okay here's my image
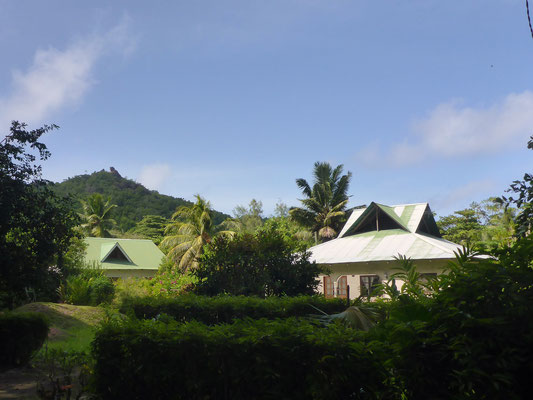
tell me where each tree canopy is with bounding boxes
[0,122,79,307]
[290,161,352,242]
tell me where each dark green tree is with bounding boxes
[193,229,324,297]
[437,207,484,245]
[128,215,169,244]
[0,121,79,307]
[290,161,352,242]
[502,135,533,237]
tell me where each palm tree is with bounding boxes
[80,193,117,237]
[290,161,352,242]
[160,195,234,272]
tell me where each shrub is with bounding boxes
[119,294,348,324]
[193,230,325,297]
[63,268,115,306]
[92,317,388,400]
[90,276,115,305]
[0,312,49,368]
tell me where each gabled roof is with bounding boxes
[309,202,460,265]
[339,202,440,238]
[100,242,133,263]
[84,238,164,270]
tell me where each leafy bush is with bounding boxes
[113,271,196,305]
[62,267,115,306]
[92,317,388,400]
[193,229,325,297]
[119,294,348,324]
[370,238,533,399]
[0,312,49,368]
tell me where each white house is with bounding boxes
[308,202,463,299]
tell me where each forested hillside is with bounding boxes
[52,168,229,231]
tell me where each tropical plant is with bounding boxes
[0,121,79,307]
[80,193,117,237]
[290,161,352,242]
[160,195,234,272]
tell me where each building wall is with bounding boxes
[104,269,158,279]
[317,259,449,300]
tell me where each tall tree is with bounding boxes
[225,199,264,234]
[128,215,169,245]
[0,121,79,306]
[502,136,533,238]
[80,193,117,237]
[160,195,234,272]
[290,161,352,242]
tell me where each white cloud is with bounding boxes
[0,16,135,129]
[357,91,533,167]
[138,164,172,191]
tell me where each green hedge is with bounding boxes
[0,312,49,369]
[93,317,388,400]
[119,294,349,324]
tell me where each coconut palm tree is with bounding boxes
[160,195,234,272]
[80,193,117,237]
[290,161,352,242]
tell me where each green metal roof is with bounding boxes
[339,202,440,238]
[309,229,462,264]
[312,202,458,264]
[84,237,164,271]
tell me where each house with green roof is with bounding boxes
[83,237,164,278]
[308,202,463,299]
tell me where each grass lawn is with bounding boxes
[0,302,109,399]
[16,302,108,352]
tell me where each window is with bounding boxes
[360,275,380,297]
[336,276,348,299]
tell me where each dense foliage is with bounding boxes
[502,135,533,238]
[437,198,515,248]
[93,317,387,400]
[193,229,325,297]
[58,268,115,306]
[52,169,230,232]
[94,236,533,399]
[0,122,79,307]
[127,215,169,244]
[0,311,49,368]
[119,294,348,323]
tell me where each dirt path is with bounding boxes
[0,366,45,399]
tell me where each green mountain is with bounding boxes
[52,168,230,232]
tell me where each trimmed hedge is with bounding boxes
[0,312,49,368]
[93,317,389,400]
[119,294,349,324]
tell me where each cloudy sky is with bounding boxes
[1,0,532,217]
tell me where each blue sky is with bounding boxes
[1,0,532,218]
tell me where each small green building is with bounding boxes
[83,237,164,278]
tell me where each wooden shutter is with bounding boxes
[323,276,334,298]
